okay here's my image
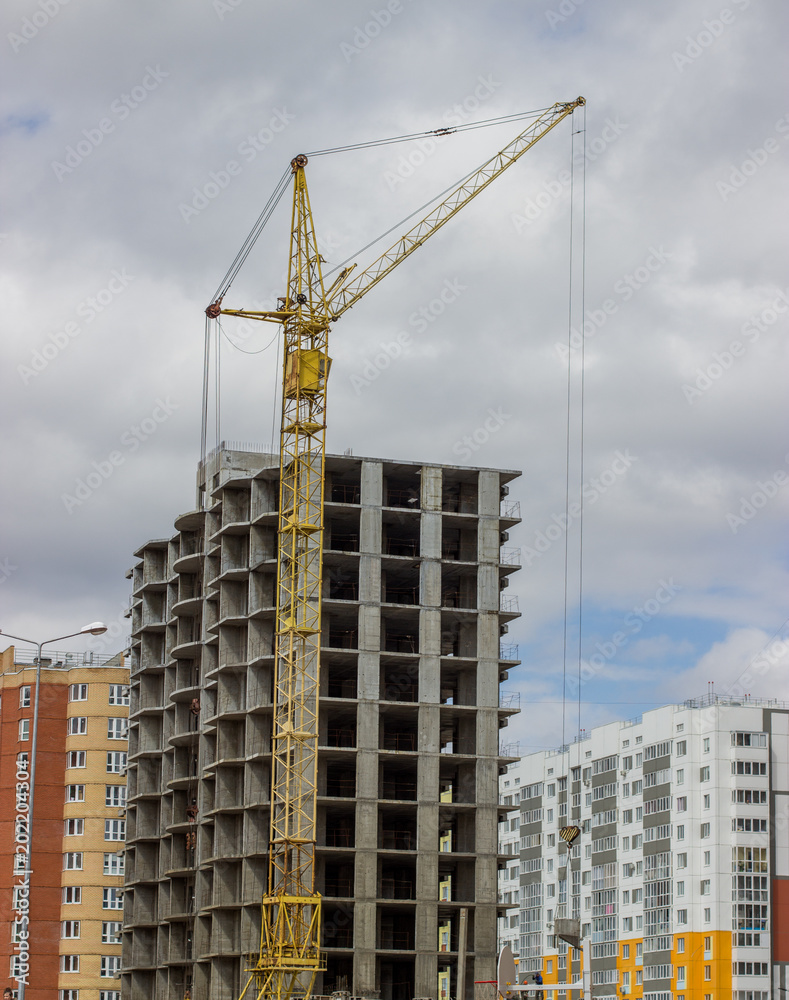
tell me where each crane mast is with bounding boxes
[211,97,585,1000]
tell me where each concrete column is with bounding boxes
[421,464,442,512]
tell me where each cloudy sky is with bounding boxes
[2,0,787,754]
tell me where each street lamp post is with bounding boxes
[0,623,107,1000]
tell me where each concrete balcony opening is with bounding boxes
[380,762,417,801]
[327,511,361,550]
[441,522,477,561]
[442,473,478,514]
[380,660,418,702]
[324,655,357,699]
[384,472,421,509]
[383,515,420,557]
[322,860,354,898]
[377,957,415,1000]
[379,861,416,900]
[328,470,361,504]
[441,566,477,609]
[379,809,417,851]
[327,563,359,601]
[324,762,356,798]
[383,565,420,606]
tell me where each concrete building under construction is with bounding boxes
[122,446,522,1000]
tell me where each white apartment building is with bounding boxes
[498,695,789,1000]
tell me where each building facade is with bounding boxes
[0,646,129,1000]
[122,447,522,1000]
[499,697,789,1000]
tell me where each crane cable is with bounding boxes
[561,105,587,749]
[303,106,553,158]
[210,165,292,305]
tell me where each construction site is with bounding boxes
[123,101,584,1000]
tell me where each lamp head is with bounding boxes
[81,622,108,636]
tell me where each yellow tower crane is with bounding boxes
[206,96,585,1000]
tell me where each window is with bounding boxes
[69,684,88,702]
[676,768,684,784]
[635,807,642,821]
[100,956,122,978]
[622,916,633,931]
[677,938,685,953]
[704,936,712,956]
[102,921,122,944]
[61,920,81,939]
[677,967,686,985]
[677,909,687,924]
[104,853,125,876]
[108,684,129,705]
[676,740,687,756]
[676,796,687,812]
[19,685,31,708]
[700,766,710,781]
[61,955,80,972]
[622,809,633,824]
[703,794,711,809]
[623,836,630,851]
[64,818,84,836]
[64,852,83,870]
[106,752,127,773]
[103,887,123,909]
[701,822,711,838]
[676,881,685,896]
[107,717,128,740]
[705,966,711,981]
[703,737,711,752]
[704,851,711,867]
[632,888,643,903]
[623,944,630,959]
[67,750,86,769]
[704,907,711,922]
[622,890,630,904]
[632,779,642,794]
[105,785,126,808]
[677,853,687,869]
[104,819,126,841]
[68,716,87,735]
[546,808,554,822]
[677,824,685,840]
[62,886,82,904]
[18,719,30,741]
[66,784,85,802]
[635,751,643,766]
[732,732,767,748]
[100,993,122,1000]
[60,990,80,1000]
[633,834,642,849]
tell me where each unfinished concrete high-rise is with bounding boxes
[122,447,522,1000]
